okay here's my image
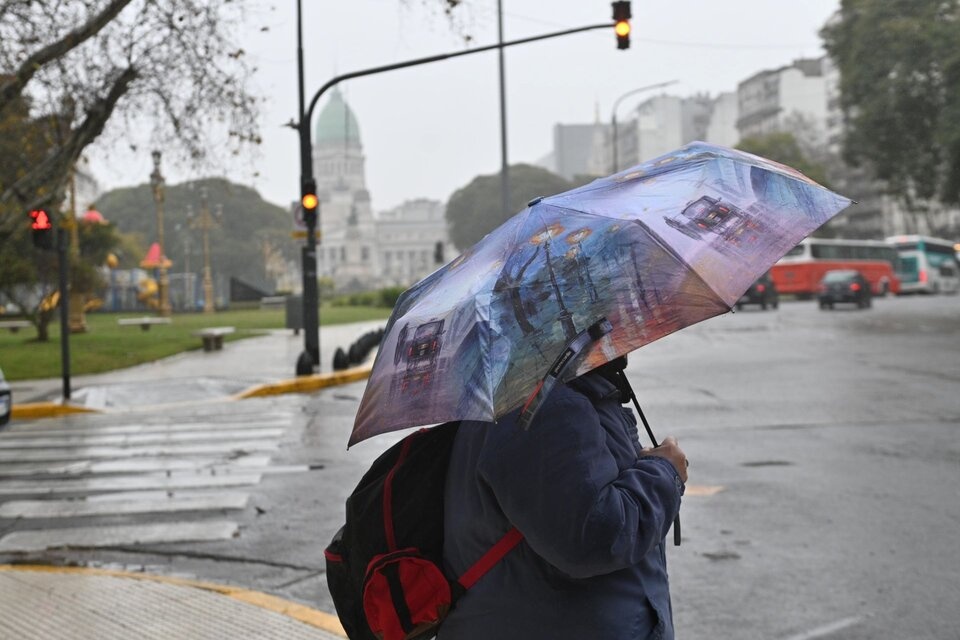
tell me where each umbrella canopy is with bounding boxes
[351,142,852,446]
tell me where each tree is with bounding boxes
[821,0,960,207]
[95,177,298,294]
[736,132,830,188]
[446,164,574,250]
[0,0,260,217]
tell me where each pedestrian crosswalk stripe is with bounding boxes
[0,440,280,463]
[0,428,285,449]
[0,454,274,477]
[0,521,240,553]
[0,472,263,496]
[0,421,291,439]
[0,492,249,518]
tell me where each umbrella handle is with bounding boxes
[616,370,682,547]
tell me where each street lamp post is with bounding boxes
[610,80,678,173]
[188,187,222,314]
[149,150,172,317]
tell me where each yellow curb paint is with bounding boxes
[11,402,100,419]
[0,564,346,637]
[235,366,372,400]
[685,484,725,497]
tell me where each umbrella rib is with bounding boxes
[631,218,732,312]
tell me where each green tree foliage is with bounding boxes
[446,164,575,250]
[95,178,297,292]
[736,132,830,188]
[821,0,960,205]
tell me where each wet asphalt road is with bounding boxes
[1,294,958,639]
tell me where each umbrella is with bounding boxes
[351,142,852,446]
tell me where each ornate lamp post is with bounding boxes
[188,186,222,314]
[149,150,172,317]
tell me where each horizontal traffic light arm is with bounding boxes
[303,22,614,130]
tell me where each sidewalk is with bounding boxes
[0,566,346,639]
[9,320,386,412]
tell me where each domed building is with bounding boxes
[312,87,378,291]
[311,89,453,292]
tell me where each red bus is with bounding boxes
[771,238,901,298]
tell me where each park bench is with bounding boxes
[259,296,286,310]
[193,326,235,351]
[117,317,172,331]
[0,319,31,333]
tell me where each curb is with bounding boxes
[233,365,372,399]
[11,402,100,419]
[8,366,373,421]
[0,564,347,637]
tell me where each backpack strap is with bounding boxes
[456,526,524,590]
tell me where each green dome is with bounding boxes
[314,88,361,146]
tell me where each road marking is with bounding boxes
[0,428,285,448]
[0,454,274,477]
[780,616,863,640]
[2,420,292,437]
[0,521,240,553]
[0,492,249,518]
[0,471,263,495]
[686,484,725,496]
[0,440,279,463]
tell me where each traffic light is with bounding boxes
[612,1,631,50]
[29,209,54,250]
[301,178,318,226]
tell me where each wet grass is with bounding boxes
[0,306,391,381]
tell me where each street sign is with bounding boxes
[291,203,321,241]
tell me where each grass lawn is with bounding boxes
[0,306,391,381]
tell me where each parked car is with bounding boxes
[737,271,779,310]
[818,270,872,309]
[0,365,11,428]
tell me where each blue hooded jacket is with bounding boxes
[439,370,683,640]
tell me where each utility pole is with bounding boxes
[497,0,509,218]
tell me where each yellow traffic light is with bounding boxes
[612,1,631,50]
[302,193,319,211]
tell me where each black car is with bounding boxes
[0,365,11,428]
[737,272,779,310]
[818,269,872,309]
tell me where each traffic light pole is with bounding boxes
[57,228,71,400]
[295,16,614,376]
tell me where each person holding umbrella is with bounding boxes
[438,355,688,639]
[346,143,852,638]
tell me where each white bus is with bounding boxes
[885,235,960,294]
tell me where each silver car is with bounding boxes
[0,365,11,427]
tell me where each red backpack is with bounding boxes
[324,422,522,640]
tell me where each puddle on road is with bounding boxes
[740,460,793,467]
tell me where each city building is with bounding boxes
[310,89,452,292]
[736,57,828,140]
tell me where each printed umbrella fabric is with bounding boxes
[351,142,852,445]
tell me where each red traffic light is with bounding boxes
[30,209,53,230]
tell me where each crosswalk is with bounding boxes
[0,407,307,554]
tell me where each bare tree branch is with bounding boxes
[0,0,134,114]
[1,66,137,210]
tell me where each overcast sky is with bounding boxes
[87,0,840,214]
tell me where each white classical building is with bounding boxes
[310,89,452,291]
